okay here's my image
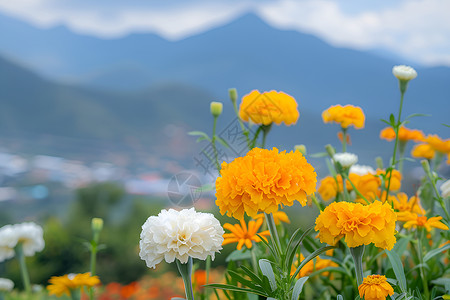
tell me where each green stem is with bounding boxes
[341,127,347,152]
[176,257,195,300]
[231,95,251,150]
[417,229,430,299]
[385,87,405,201]
[433,152,444,172]
[251,243,259,274]
[0,292,4,300]
[70,288,81,300]
[212,116,220,172]
[15,243,31,294]
[205,256,211,285]
[261,124,272,149]
[264,213,282,259]
[349,245,365,288]
[89,243,98,300]
[398,141,407,174]
[311,194,324,211]
[341,173,370,205]
[422,162,450,222]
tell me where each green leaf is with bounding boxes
[380,118,391,126]
[310,152,328,158]
[404,113,431,121]
[393,235,411,256]
[194,183,215,193]
[290,246,335,285]
[386,250,407,293]
[240,265,263,286]
[337,295,344,300]
[285,227,314,272]
[308,266,350,278]
[442,123,450,128]
[203,284,268,297]
[227,270,260,290]
[256,233,279,259]
[188,131,211,142]
[389,114,396,127]
[215,136,231,148]
[423,243,450,262]
[259,259,277,291]
[291,277,309,300]
[225,249,252,262]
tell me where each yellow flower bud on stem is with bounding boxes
[210,101,223,117]
[294,145,307,155]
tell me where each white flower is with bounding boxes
[349,164,375,176]
[392,65,417,81]
[0,222,45,262]
[139,208,224,269]
[333,152,358,168]
[0,278,14,292]
[440,179,450,198]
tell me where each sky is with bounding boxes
[0,0,449,66]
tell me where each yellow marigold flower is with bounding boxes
[355,173,380,201]
[358,275,394,300]
[393,193,425,218]
[411,143,435,160]
[315,201,397,250]
[215,147,317,219]
[255,211,290,225]
[379,126,424,142]
[318,175,357,201]
[239,90,299,126]
[402,214,449,232]
[222,218,270,250]
[322,104,365,129]
[47,273,100,297]
[291,253,338,278]
[424,134,450,153]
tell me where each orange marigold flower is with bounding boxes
[358,275,394,300]
[411,143,435,160]
[424,134,450,153]
[239,90,299,126]
[322,104,365,129]
[255,211,290,225]
[392,193,425,218]
[47,273,100,297]
[222,218,270,250]
[377,169,402,191]
[402,214,449,232]
[215,147,317,219]
[291,253,338,278]
[318,175,356,201]
[379,126,425,142]
[315,201,397,250]
[355,173,380,201]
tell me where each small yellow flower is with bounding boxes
[239,90,299,126]
[424,134,450,154]
[402,214,449,232]
[255,211,290,225]
[222,218,270,250]
[47,272,100,297]
[322,104,365,129]
[392,193,426,218]
[358,275,394,300]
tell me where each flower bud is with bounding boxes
[392,65,417,81]
[325,144,336,158]
[91,218,103,234]
[421,159,431,175]
[228,88,237,104]
[210,101,223,117]
[294,144,307,155]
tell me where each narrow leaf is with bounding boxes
[259,259,277,291]
[286,227,314,271]
[291,277,309,300]
[203,284,268,297]
[290,246,335,284]
[386,250,407,293]
[423,243,450,262]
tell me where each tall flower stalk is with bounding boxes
[14,243,31,294]
[176,258,195,300]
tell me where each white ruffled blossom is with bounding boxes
[333,152,358,168]
[0,278,14,292]
[139,208,224,269]
[350,164,375,176]
[440,179,450,198]
[0,222,45,262]
[392,65,417,81]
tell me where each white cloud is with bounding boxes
[257,0,450,66]
[0,0,449,66]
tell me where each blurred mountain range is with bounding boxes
[0,13,449,168]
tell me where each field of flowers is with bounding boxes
[1,65,449,300]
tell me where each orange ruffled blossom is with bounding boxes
[215,147,317,220]
[315,201,397,250]
[424,134,450,154]
[238,90,299,126]
[380,126,424,142]
[411,143,435,160]
[47,272,100,297]
[322,104,365,129]
[401,213,449,232]
[358,275,394,300]
[222,218,270,250]
[255,211,290,225]
[392,193,425,219]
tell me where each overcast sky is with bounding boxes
[0,0,449,66]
